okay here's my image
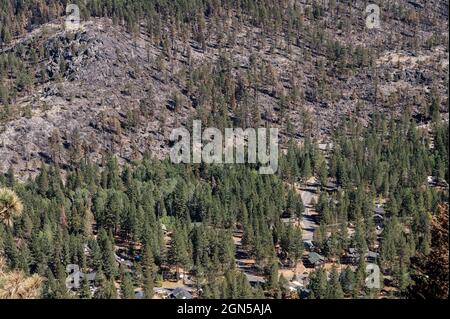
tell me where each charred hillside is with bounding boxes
[0,0,448,178]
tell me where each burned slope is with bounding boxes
[0,1,448,179]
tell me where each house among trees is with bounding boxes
[304,240,315,252]
[135,287,171,299]
[298,288,311,299]
[114,253,133,268]
[343,248,379,264]
[304,252,326,268]
[373,213,384,226]
[284,280,303,293]
[154,287,171,297]
[342,248,360,264]
[323,181,338,192]
[374,204,385,216]
[135,291,144,299]
[427,176,437,186]
[366,251,380,263]
[244,273,266,287]
[170,287,193,299]
[427,175,449,188]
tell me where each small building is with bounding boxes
[284,283,300,293]
[343,248,379,264]
[114,253,133,268]
[298,288,311,299]
[428,176,449,188]
[151,287,171,299]
[374,204,385,215]
[244,273,266,287]
[373,214,384,227]
[292,273,310,287]
[366,251,379,263]
[284,280,304,294]
[135,291,145,299]
[170,287,193,300]
[342,248,360,264]
[305,252,325,268]
[304,240,315,252]
[135,289,169,299]
[324,181,338,191]
[375,225,383,232]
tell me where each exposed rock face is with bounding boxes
[1,20,176,177]
[0,4,448,179]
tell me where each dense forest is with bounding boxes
[1,114,448,298]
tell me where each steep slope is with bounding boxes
[0,1,448,179]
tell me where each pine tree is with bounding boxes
[78,274,91,299]
[120,271,135,299]
[5,167,15,187]
[354,257,367,297]
[55,262,68,299]
[326,266,344,299]
[318,158,328,187]
[98,229,118,279]
[173,181,188,220]
[309,267,327,299]
[302,155,312,179]
[168,224,190,280]
[340,267,355,296]
[43,269,58,299]
[266,257,279,295]
[94,270,117,299]
[142,244,155,299]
